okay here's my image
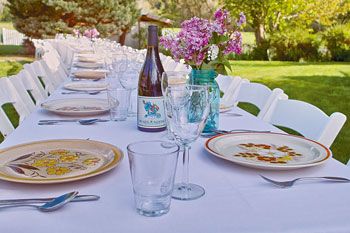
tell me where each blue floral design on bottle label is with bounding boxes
[137,96,166,128]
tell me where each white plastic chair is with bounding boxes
[7,75,36,112]
[225,81,288,119]
[0,78,31,123]
[21,67,48,100]
[263,99,346,148]
[10,70,47,105]
[25,61,56,94]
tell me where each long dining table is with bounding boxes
[1,60,350,233]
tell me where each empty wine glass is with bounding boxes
[161,71,189,139]
[119,60,140,117]
[164,85,210,200]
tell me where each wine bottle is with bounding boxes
[137,25,166,132]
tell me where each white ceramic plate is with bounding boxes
[205,132,331,170]
[0,139,123,184]
[73,70,106,80]
[41,98,110,116]
[64,82,108,91]
[75,62,104,69]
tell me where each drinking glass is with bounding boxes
[161,71,189,139]
[107,87,130,121]
[127,141,180,217]
[164,85,210,200]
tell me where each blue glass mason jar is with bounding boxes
[190,69,220,135]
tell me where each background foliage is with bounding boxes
[6,0,139,39]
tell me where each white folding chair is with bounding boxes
[0,78,31,123]
[7,75,36,112]
[21,67,48,100]
[226,81,287,119]
[25,61,56,94]
[10,70,47,105]
[263,99,346,148]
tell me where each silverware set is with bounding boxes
[38,118,109,125]
[0,192,100,212]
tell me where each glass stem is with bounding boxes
[181,144,190,189]
[128,89,132,113]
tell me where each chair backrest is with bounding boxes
[263,99,346,148]
[7,75,36,112]
[216,74,235,94]
[25,61,56,94]
[21,67,48,100]
[233,82,287,118]
[42,54,68,81]
[11,70,47,105]
[220,77,248,107]
[0,78,31,122]
[38,59,63,89]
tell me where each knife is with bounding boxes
[0,194,100,205]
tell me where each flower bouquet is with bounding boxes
[160,8,245,73]
[160,9,245,134]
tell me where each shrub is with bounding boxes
[322,24,350,62]
[268,29,322,61]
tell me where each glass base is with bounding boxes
[201,130,217,137]
[172,183,205,201]
[137,207,169,217]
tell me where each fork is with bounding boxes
[260,175,350,188]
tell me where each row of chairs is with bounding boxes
[217,74,346,148]
[0,39,73,138]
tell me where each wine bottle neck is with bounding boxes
[148,26,159,47]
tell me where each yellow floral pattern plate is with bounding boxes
[205,132,331,170]
[0,139,123,184]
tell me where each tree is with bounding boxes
[221,0,349,46]
[7,0,139,42]
[148,0,218,26]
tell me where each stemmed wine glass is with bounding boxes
[161,71,189,139]
[164,84,210,200]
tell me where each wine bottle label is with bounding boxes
[137,96,166,129]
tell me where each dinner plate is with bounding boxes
[0,139,123,184]
[205,132,331,170]
[73,70,106,80]
[41,98,110,116]
[64,82,108,91]
[75,62,104,69]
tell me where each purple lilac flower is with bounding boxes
[237,12,246,27]
[224,31,242,55]
[83,28,100,39]
[213,8,230,35]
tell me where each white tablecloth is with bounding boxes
[1,72,350,233]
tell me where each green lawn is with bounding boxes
[229,61,350,164]
[0,22,14,30]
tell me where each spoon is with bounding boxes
[0,191,78,212]
[212,129,272,134]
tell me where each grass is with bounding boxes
[0,45,25,55]
[0,22,14,30]
[229,61,350,164]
